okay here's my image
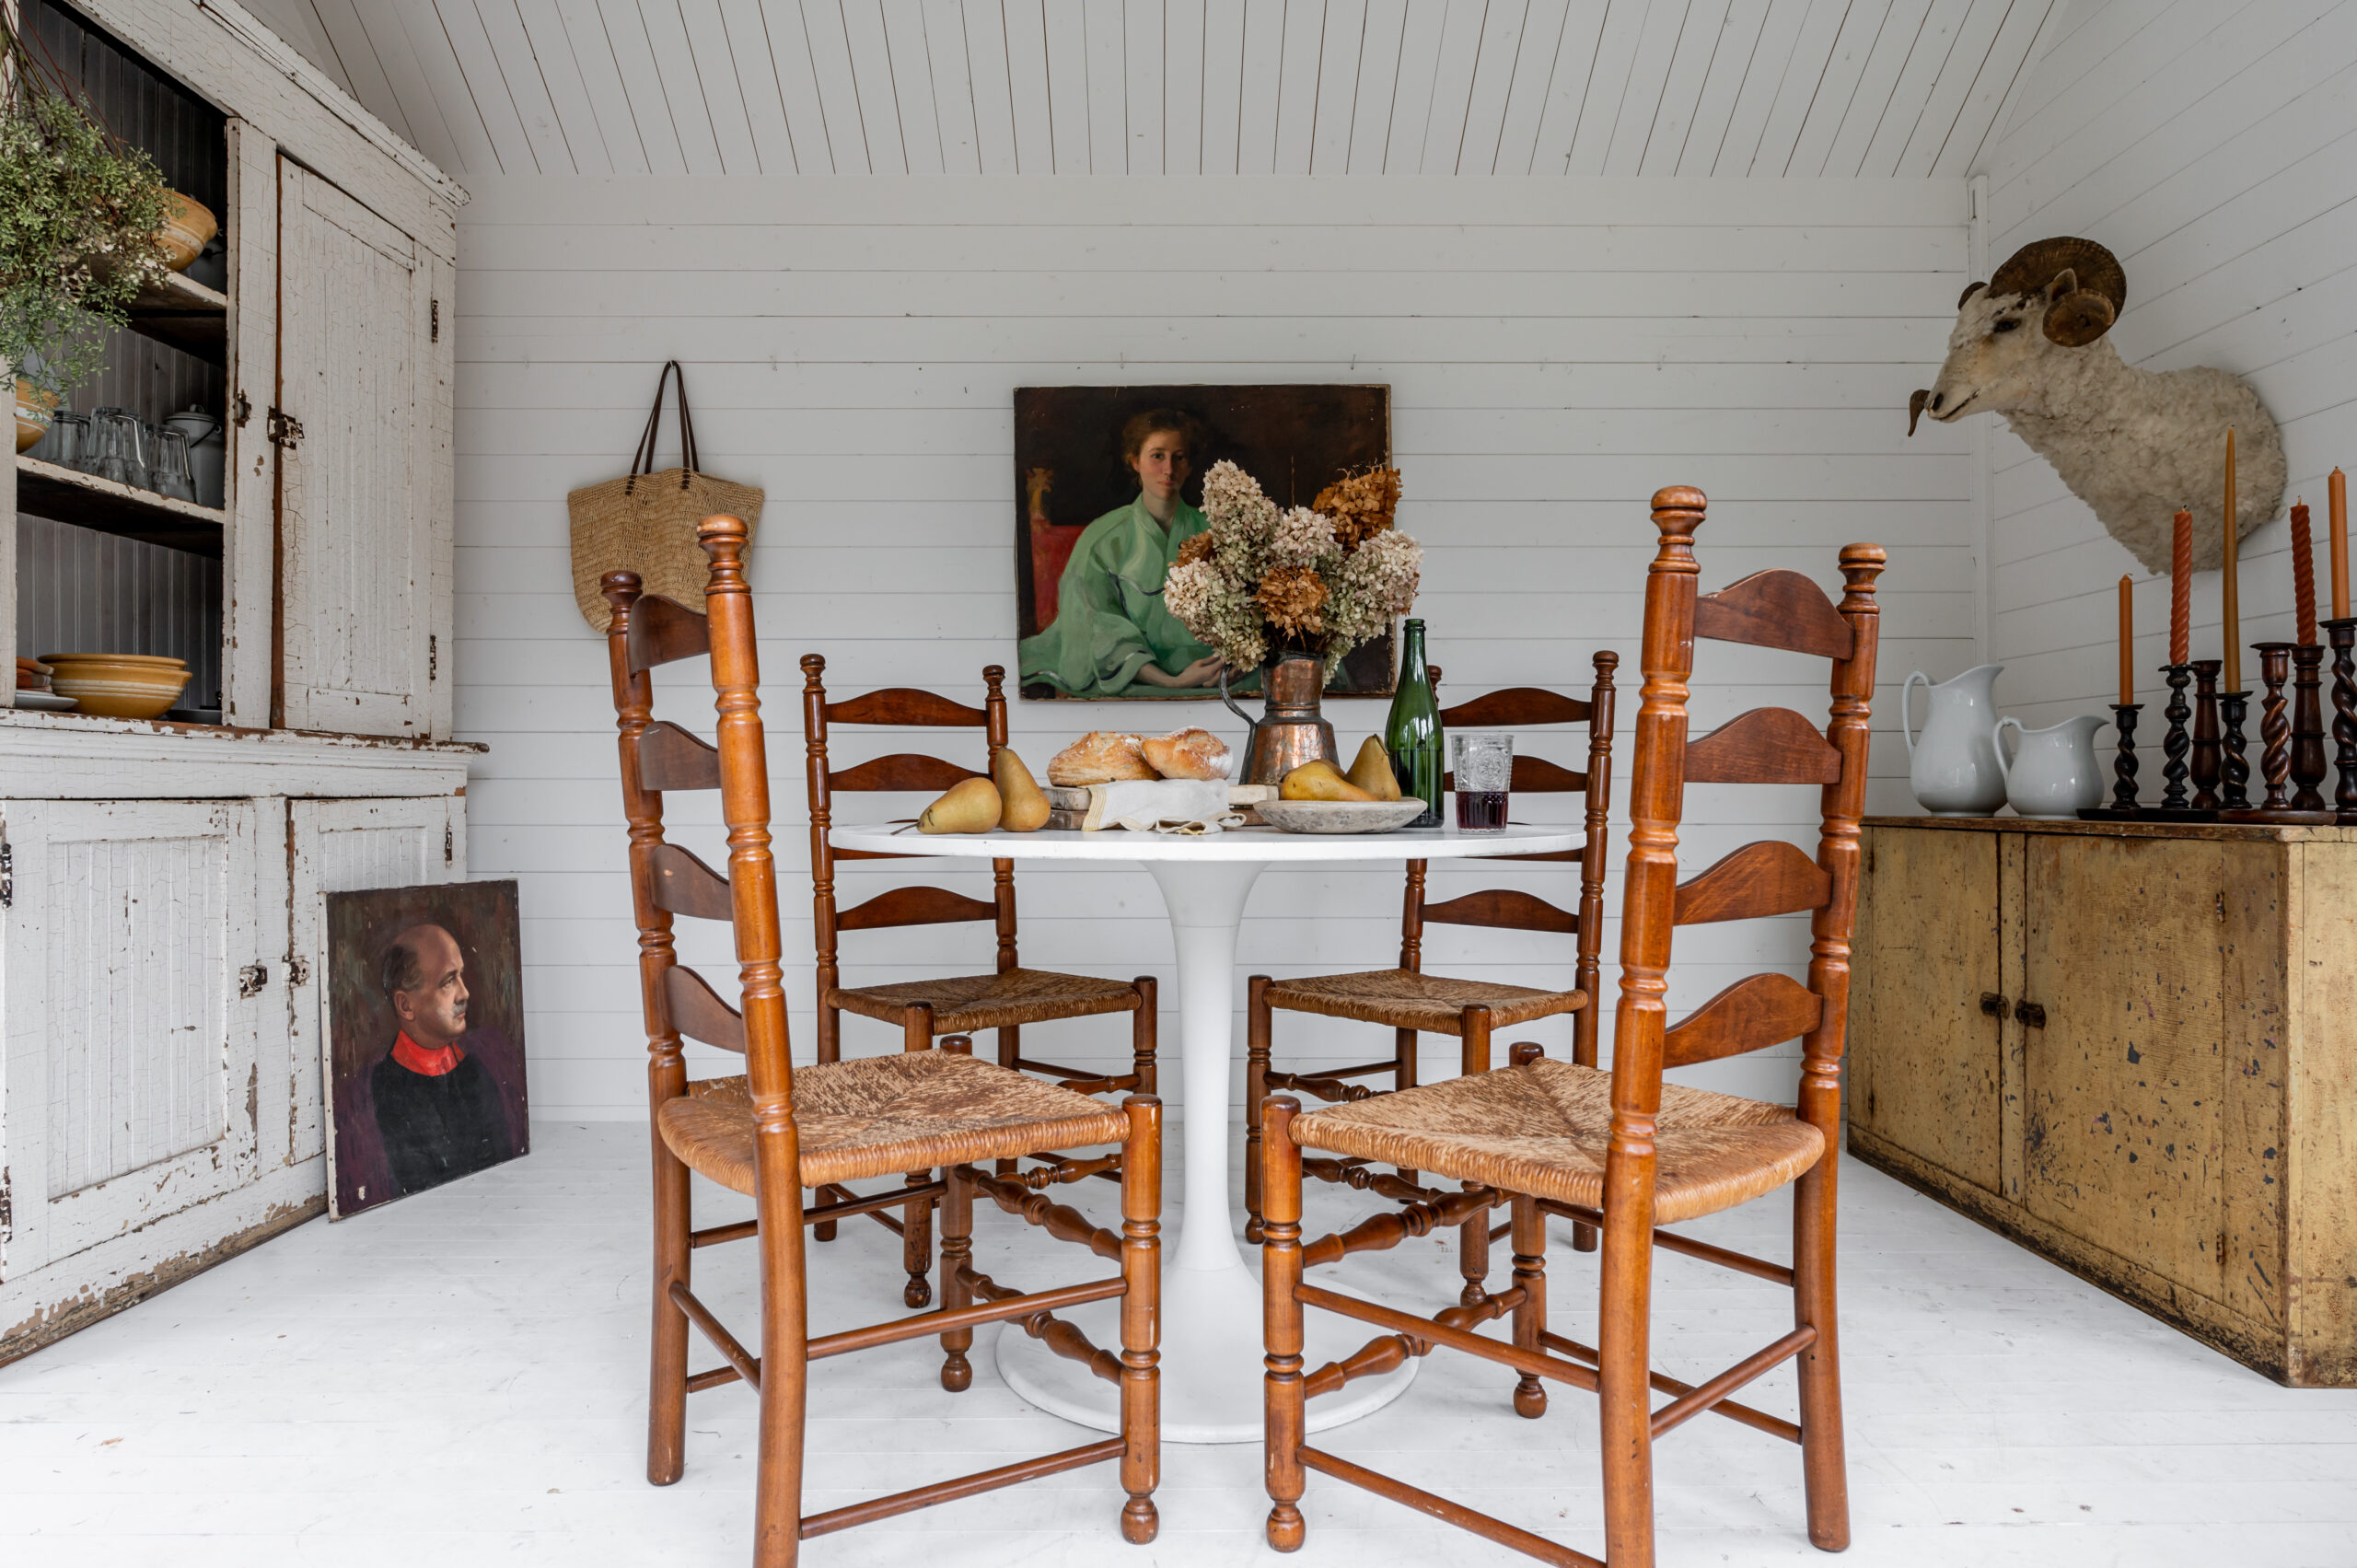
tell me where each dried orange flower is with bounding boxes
[1312,465,1402,550]
[1255,564,1329,636]
[1175,530,1216,568]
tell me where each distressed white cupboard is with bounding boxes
[1,0,471,1363]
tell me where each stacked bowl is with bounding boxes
[41,654,190,719]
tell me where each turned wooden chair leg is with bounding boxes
[1130,976,1158,1096]
[1794,1154,1851,1551]
[1394,1026,1419,1188]
[939,1164,975,1392]
[752,1124,810,1568]
[995,1021,1020,1177]
[1245,975,1273,1242]
[899,1005,937,1308]
[1261,1096,1307,1553]
[1119,1095,1164,1544]
[647,1081,693,1485]
[1457,1005,1494,1307]
[813,1005,840,1243]
[1598,1180,1659,1568]
[1510,1190,1548,1419]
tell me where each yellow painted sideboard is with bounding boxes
[1849,816,2357,1387]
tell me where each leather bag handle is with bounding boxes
[625,360,699,493]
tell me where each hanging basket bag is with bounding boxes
[568,361,764,633]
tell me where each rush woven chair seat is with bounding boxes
[1247,656,1619,1304]
[828,969,1142,1033]
[1262,487,1884,1568]
[604,519,1161,1566]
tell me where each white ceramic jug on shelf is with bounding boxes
[1992,714,2110,819]
[1902,665,2007,815]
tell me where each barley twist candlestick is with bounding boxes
[2158,663,2193,812]
[2291,644,2328,812]
[2255,643,2293,812]
[2327,617,2357,822]
[2100,703,2142,817]
[2190,659,2222,812]
[2220,691,2252,810]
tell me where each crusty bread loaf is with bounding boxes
[1046,731,1155,785]
[1142,726,1232,781]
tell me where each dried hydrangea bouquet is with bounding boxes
[1162,459,1420,782]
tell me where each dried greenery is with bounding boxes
[0,23,172,395]
[1162,459,1419,676]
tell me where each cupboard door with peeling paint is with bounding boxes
[281,799,466,1166]
[0,801,275,1280]
[276,157,435,738]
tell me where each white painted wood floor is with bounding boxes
[7,1122,2356,1568]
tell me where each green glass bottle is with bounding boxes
[1385,619,1445,827]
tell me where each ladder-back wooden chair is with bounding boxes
[604,518,1162,1565]
[1260,487,1882,1566]
[802,655,1156,1306]
[1244,655,1618,1305]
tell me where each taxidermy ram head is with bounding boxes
[1909,237,2284,575]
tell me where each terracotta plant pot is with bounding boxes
[16,377,58,453]
[41,653,191,719]
[157,192,218,274]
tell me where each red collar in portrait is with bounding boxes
[391,1030,467,1077]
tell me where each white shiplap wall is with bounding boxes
[1979,0,2357,720]
[454,174,1973,1119]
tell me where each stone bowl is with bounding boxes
[41,653,190,720]
[1257,800,1430,834]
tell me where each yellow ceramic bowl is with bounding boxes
[41,654,191,720]
[158,192,219,273]
[16,377,56,453]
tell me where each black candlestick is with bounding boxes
[2103,703,2142,816]
[2158,663,2193,812]
[2291,644,2328,811]
[2255,643,2293,811]
[2220,691,2252,810]
[2190,660,2222,810]
[2326,617,2357,822]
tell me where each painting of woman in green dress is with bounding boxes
[1018,409,1224,698]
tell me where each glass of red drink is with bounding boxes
[1453,733,1513,830]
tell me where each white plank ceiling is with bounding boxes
[253,0,2067,179]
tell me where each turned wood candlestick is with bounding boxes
[2190,659,2222,811]
[2255,643,2293,812]
[2290,643,2328,812]
[2157,663,2193,812]
[2099,703,2142,817]
[2327,617,2357,822]
[2220,691,2252,810]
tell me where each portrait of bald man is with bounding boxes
[370,923,515,1198]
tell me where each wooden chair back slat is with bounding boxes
[831,753,987,795]
[839,884,1001,933]
[1422,888,1577,935]
[827,687,991,728]
[1673,841,1831,927]
[666,964,748,1053]
[651,842,736,922]
[1692,569,1854,662]
[626,592,714,675]
[1439,687,1593,730]
[1441,755,1588,796]
[1659,972,1825,1069]
[639,721,722,792]
[1683,707,1841,784]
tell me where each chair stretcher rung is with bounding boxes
[1538,1200,1794,1285]
[800,1438,1126,1539]
[669,1282,760,1393]
[1297,1446,1602,1568]
[1295,1283,1596,1392]
[807,1276,1126,1361]
[1539,1330,1800,1444]
[1648,1326,1816,1439]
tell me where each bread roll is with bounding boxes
[1047,731,1155,785]
[1142,727,1232,781]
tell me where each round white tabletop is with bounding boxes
[829,820,1580,1443]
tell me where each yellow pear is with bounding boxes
[1345,736,1402,800]
[993,746,1051,831]
[1280,758,1378,802]
[917,776,1003,834]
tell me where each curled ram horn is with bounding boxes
[1909,389,1933,437]
[1991,236,2125,344]
[1956,280,1988,309]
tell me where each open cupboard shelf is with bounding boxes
[15,454,226,556]
[127,270,229,363]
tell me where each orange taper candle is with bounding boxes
[2170,508,2192,664]
[2223,427,2241,691]
[2119,575,2134,704]
[2293,498,2316,645]
[2333,467,2349,620]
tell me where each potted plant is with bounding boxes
[0,19,174,407]
[1161,459,1422,784]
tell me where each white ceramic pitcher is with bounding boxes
[1992,713,2110,819]
[1902,665,2007,815]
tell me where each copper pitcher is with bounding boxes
[1222,651,1337,786]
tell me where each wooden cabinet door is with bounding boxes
[1851,827,2005,1192]
[276,157,435,738]
[2020,833,2226,1299]
[280,798,465,1167]
[0,800,279,1280]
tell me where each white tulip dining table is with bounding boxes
[827,819,1583,1444]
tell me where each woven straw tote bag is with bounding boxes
[568,361,764,633]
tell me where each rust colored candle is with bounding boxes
[2119,575,2134,703]
[2333,468,2348,619]
[2170,507,2192,664]
[2293,498,2316,645]
[2223,428,2241,692]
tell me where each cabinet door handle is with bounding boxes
[2014,1000,2047,1028]
[1980,992,2007,1017]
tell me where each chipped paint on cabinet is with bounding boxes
[1851,816,2357,1387]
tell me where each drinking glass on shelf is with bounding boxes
[46,411,89,470]
[90,407,147,489]
[1453,733,1514,831]
[150,427,197,502]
